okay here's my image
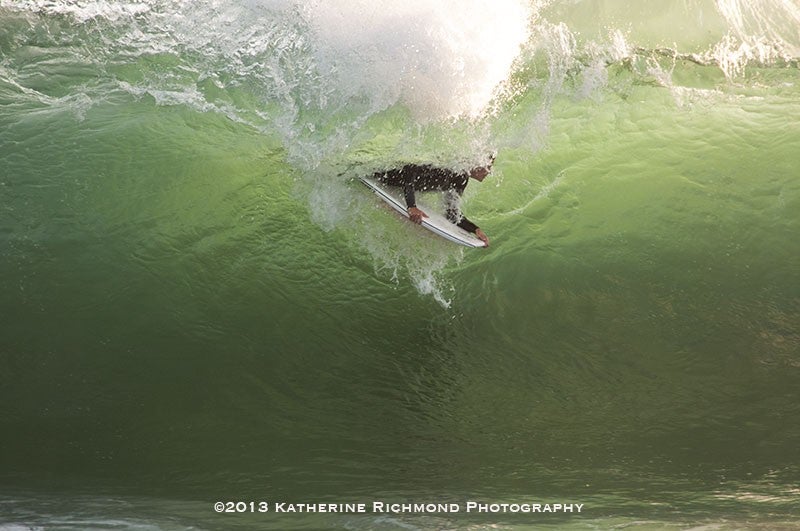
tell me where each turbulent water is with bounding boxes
[1,0,799,529]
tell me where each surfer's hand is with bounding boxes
[475,228,490,247]
[408,207,428,224]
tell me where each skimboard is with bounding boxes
[359,177,487,248]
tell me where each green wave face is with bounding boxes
[1,0,799,528]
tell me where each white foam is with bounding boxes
[706,0,800,79]
[305,0,532,121]
[716,0,800,56]
[4,0,153,22]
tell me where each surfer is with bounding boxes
[372,160,492,246]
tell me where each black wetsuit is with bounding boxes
[373,164,479,233]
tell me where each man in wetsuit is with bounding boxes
[373,162,492,246]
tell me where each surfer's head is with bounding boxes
[469,166,490,181]
[469,154,495,182]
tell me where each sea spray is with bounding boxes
[305,0,531,120]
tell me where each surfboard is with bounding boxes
[359,177,487,248]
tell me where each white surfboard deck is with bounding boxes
[359,177,487,248]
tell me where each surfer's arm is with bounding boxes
[453,213,489,246]
[444,189,477,232]
[403,179,429,224]
[445,190,488,245]
[456,216,479,233]
[403,183,417,209]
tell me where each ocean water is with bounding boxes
[1,0,799,529]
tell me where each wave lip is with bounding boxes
[306,0,532,121]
